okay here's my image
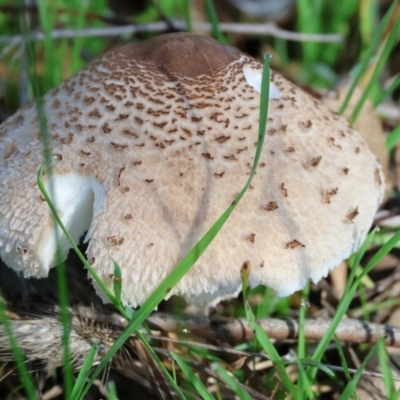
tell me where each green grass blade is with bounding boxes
[377,339,395,399]
[294,358,314,400]
[182,0,192,32]
[112,261,123,305]
[107,381,118,400]
[18,2,74,394]
[137,331,186,399]
[386,125,400,152]
[241,262,296,395]
[374,75,400,106]
[298,284,310,360]
[68,0,86,75]
[344,227,378,297]
[310,227,400,381]
[297,0,322,66]
[204,0,226,43]
[36,0,56,90]
[349,14,400,124]
[334,334,353,384]
[0,293,37,399]
[71,343,99,400]
[296,359,335,378]
[339,0,398,115]
[339,341,381,400]
[212,363,252,400]
[170,352,213,399]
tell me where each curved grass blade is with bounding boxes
[386,125,400,152]
[78,53,272,400]
[338,340,380,400]
[240,261,296,396]
[170,352,214,399]
[339,0,398,115]
[0,293,36,399]
[212,363,252,400]
[349,14,400,124]
[70,343,98,400]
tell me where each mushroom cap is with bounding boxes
[0,33,384,306]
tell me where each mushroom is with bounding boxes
[0,33,384,307]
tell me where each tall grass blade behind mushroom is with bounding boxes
[338,0,398,115]
[182,0,192,32]
[204,0,226,43]
[0,293,36,399]
[64,0,87,76]
[349,12,400,124]
[296,0,357,86]
[374,75,400,107]
[36,0,58,91]
[387,125,400,152]
[12,2,75,397]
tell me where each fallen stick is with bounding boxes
[1,305,400,373]
[146,312,400,347]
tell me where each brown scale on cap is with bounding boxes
[0,33,385,307]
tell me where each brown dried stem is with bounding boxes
[0,21,343,44]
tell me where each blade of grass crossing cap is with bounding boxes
[79,52,273,400]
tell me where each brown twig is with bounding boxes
[0,20,343,44]
[146,312,400,347]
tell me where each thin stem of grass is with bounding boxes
[182,0,192,32]
[377,339,395,398]
[374,75,400,106]
[339,0,398,115]
[204,0,226,43]
[36,0,56,90]
[310,226,400,380]
[298,283,310,360]
[349,14,400,124]
[68,0,86,75]
[387,125,400,151]
[0,292,37,399]
[18,1,74,395]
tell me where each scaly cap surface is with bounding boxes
[0,33,384,306]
